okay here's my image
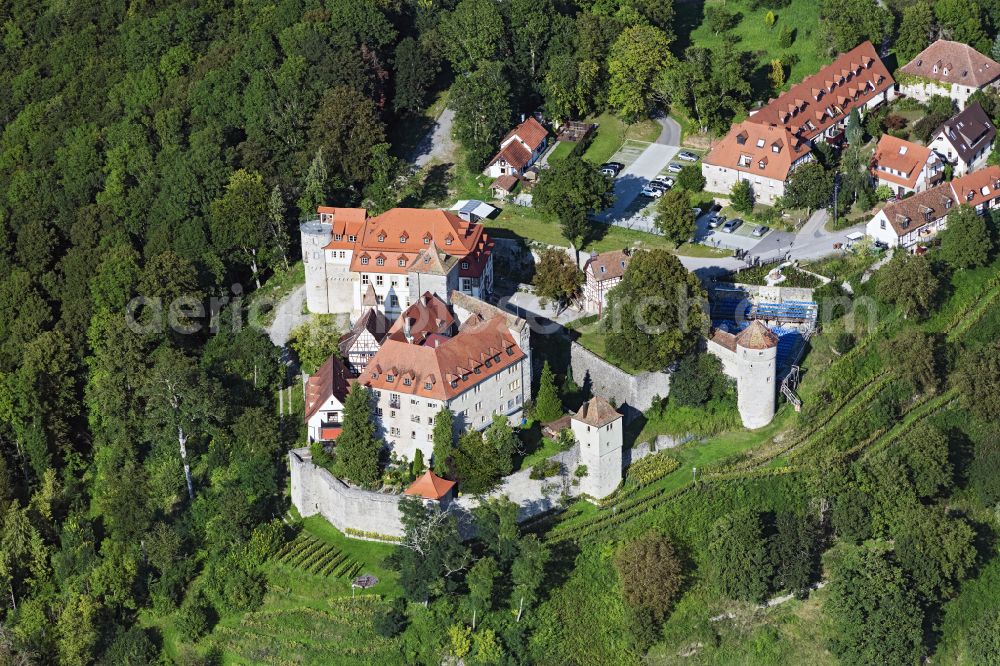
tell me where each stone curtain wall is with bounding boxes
[569,342,671,419]
[290,448,406,539]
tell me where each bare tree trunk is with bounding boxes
[177,425,194,499]
[472,607,477,630]
[516,595,524,622]
[9,582,16,611]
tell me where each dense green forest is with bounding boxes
[4,0,1000,664]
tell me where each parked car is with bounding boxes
[666,162,683,173]
[602,161,624,171]
[648,181,668,192]
[721,218,743,233]
[600,166,618,177]
[600,162,624,176]
[692,207,702,218]
[708,214,724,229]
[640,185,663,198]
[654,176,675,188]
[751,225,769,237]
[677,151,699,162]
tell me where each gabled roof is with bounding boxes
[933,102,996,164]
[949,164,1000,208]
[502,116,548,152]
[387,292,455,344]
[404,470,456,500]
[747,41,894,140]
[900,40,1000,88]
[584,249,631,282]
[871,135,937,189]
[449,290,527,334]
[304,355,352,422]
[491,174,520,192]
[736,320,779,350]
[409,241,459,275]
[339,308,389,359]
[490,140,533,171]
[704,121,809,182]
[362,315,525,401]
[877,181,956,236]
[573,396,621,428]
[319,207,367,249]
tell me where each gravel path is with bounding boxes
[411,108,456,167]
[268,285,307,347]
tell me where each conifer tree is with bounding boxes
[431,407,455,476]
[533,361,563,422]
[298,148,328,216]
[333,385,382,487]
[411,448,425,477]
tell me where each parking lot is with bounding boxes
[697,214,774,252]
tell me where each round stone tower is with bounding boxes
[300,220,332,314]
[734,320,779,429]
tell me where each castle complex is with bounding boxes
[302,206,494,319]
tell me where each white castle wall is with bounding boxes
[290,448,406,538]
[568,342,672,419]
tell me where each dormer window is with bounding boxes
[967,191,975,201]
[334,234,343,241]
[403,378,411,386]
[378,234,385,242]
[474,367,481,374]
[348,235,357,242]
[445,238,453,246]
[450,380,458,388]
[621,261,626,267]
[758,159,766,169]
[736,132,748,145]
[376,257,385,266]
[462,373,469,381]
[982,186,991,196]
[772,144,780,153]
[386,374,394,382]
[945,198,953,209]
[361,256,370,265]
[424,382,432,390]
[756,138,765,148]
[600,266,606,273]
[424,237,430,244]
[506,346,513,355]
[398,258,406,267]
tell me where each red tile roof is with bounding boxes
[900,40,1000,88]
[493,140,533,171]
[305,355,352,422]
[736,320,779,350]
[491,174,520,192]
[950,164,1000,208]
[584,249,631,282]
[344,208,492,276]
[362,315,525,401]
[871,135,936,190]
[747,42,894,141]
[404,470,456,500]
[320,207,367,250]
[503,117,548,152]
[573,396,621,428]
[704,121,810,182]
[386,292,455,344]
[877,181,956,236]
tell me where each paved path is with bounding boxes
[268,285,307,347]
[655,114,681,145]
[410,108,455,167]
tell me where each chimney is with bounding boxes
[404,317,414,344]
[521,113,526,123]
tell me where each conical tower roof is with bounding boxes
[735,320,779,350]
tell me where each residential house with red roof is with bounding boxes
[301,206,494,318]
[898,40,1000,109]
[871,135,944,196]
[483,116,549,185]
[304,355,353,443]
[867,164,1000,247]
[583,249,631,314]
[703,41,895,204]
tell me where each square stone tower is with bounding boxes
[571,396,624,500]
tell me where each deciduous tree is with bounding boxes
[614,532,684,620]
[875,252,941,319]
[730,179,755,215]
[607,25,673,120]
[449,61,512,170]
[533,155,614,263]
[604,250,708,371]
[654,189,696,245]
[533,248,583,311]
[940,204,993,269]
[706,510,773,602]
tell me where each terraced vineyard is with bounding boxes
[212,590,402,665]
[272,532,364,580]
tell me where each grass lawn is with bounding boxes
[520,436,567,470]
[681,0,825,92]
[546,140,575,163]
[582,111,661,165]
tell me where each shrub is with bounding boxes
[778,25,793,47]
[176,589,214,641]
[833,331,855,355]
[530,459,562,479]
[374,598,409,638]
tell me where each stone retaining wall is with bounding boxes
[290,448,406,538]
[569,342,671,419]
